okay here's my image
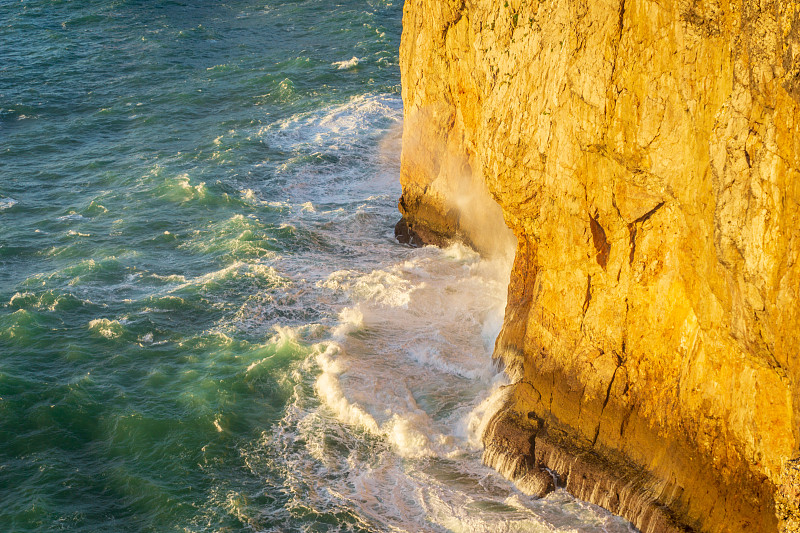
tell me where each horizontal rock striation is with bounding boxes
[398,0,800,531]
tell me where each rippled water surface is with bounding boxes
[0,1,637,531]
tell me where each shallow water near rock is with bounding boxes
[0,1,637,531]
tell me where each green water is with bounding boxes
[1,1,403,530]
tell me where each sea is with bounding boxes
[0,1,637,531]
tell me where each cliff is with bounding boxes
[397,1,800,532]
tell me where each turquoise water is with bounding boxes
[0,1,636,531]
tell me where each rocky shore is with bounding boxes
[397,0,800,531]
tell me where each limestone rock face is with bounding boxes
[398,1,800,532]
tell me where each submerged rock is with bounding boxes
[398,0,800,531]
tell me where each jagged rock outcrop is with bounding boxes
[397,1,800,532]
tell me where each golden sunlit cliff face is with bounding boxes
[397,0,800,531]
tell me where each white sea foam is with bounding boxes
[314,244,512,457]
[0,197,18,210]
[9,292,33,307]
[58,212,85,221]
[319,267,416,308]
[164,262,287,297]
[172,174,206,198]
[332,56,360,70]
[240,188,260,204]
[458,375,513,450]
[149,272,187,284]
[315,344,380,433]
[262,93,401,155]
[88,318,125,339]
[331,306,364,339]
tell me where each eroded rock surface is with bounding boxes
[398,0,800,531]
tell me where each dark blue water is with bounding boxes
[0,1,637,531]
